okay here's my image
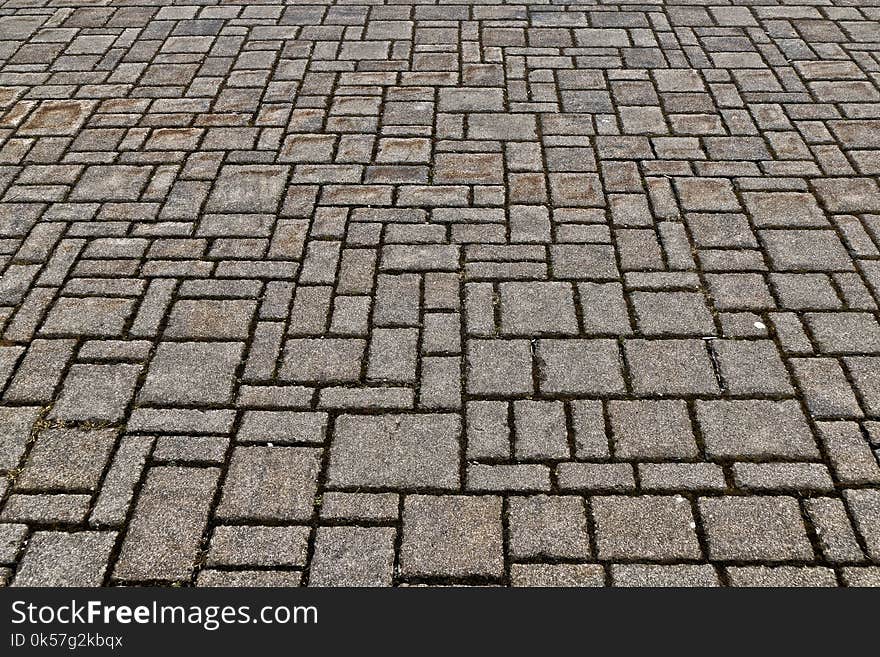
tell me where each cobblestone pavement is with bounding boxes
[0,0,879,588]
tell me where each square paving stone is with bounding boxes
[632,292,716,337]
[41,297,135,337]
[592,495,702,560]
[216,447,321,522]
[164,299,257,339]
[309,526,396,586]
[625,339,721,395]
[49,364,140,422]
[205,165,289,213]
[328,414,460,490]
[499,282,578,336]
[537,339,626,395]
[695,399,819,459]
[400,495,504,579]
[280,338,366,383]
[466,339,533,396]
[17,427,117,491]
[699,496,814,562]
[12,531,116,586]
[508,495,591,560]
[0,524,27,563]
[608,400,699,459]
[139,342,244,405]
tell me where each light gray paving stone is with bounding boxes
[328,414,460,490]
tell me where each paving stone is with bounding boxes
[216,447,321,522]
[309,527,396,587]
[467,340,533,397]
[499,282,578,336]
[844,489,880,560]
[699,496,814,562]
[206,165,288,213]
[280,338,365,383]
[537,339,626,395]
[712,340,793,396]
[695,400,819,459]
[632,292,716,337]
[13,531,116,587]
[592,496,702,561]
[609,400,698,459]
[400,495,504,579]
[611,564,720,587]
[197,570,302,587]
[139,342,243,405]
[206,525,309,567]
[625,339,721,396]
[510,564,605,587]
[725,566,837,587]
[328,414,460,490]
[17,427,117,492]
[114,467,219,581]
[50,364,140,422]
[508,496,591,560]
[164,300,256,339]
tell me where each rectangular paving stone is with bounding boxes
[699,496,814,562]
[328,414,460,490]
[13,531,116,587]
[114,467,219,581]
[592,496,702,561]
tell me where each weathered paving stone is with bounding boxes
[467,340,533,397]
[608,400,698,460]
[17,427,117,491]
[537,339,626,395]
[309,526,396,587]
[400,495,504,579]
[328,414,460,490]
[499,282,578,336]
[592,496,702,561]
[508,496,591,560]
[139,342,243,405]
[205,165,289,213]
[695,400,820,459]
[216,447,321,522]
[611,565,721,587]
[510,564,606,587]
[699,497,814,562]
[114,467,220,581]
[13,531,117,587]
[206,526,310,568]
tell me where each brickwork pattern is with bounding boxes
[0,0,880,586]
